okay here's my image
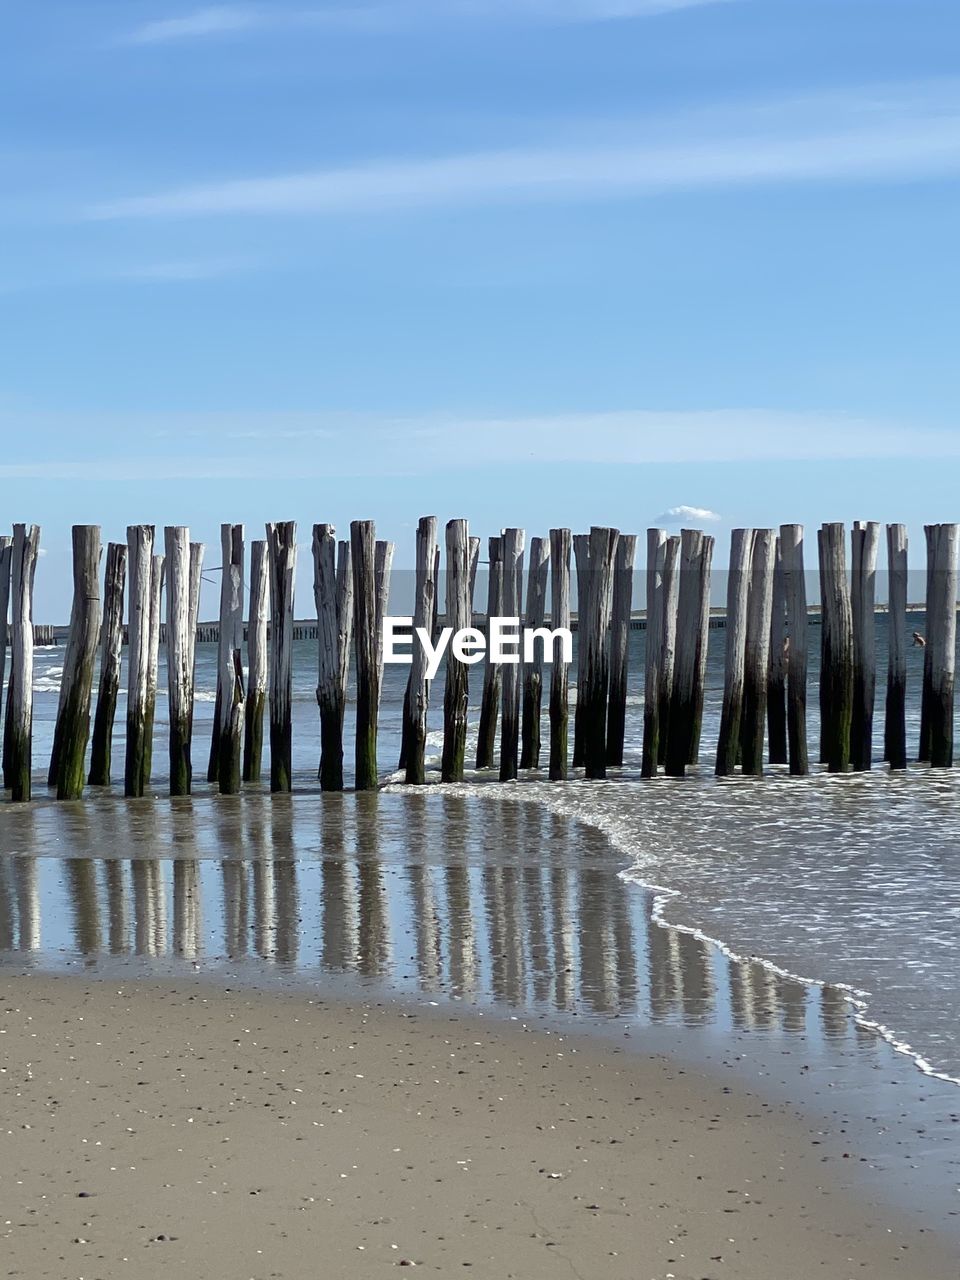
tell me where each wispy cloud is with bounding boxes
[112,257,253,282]
[119,0,729,45]
[87,82,960,221]
[655,504,722,525]
[121,6,261,46]
[2,409,959,481]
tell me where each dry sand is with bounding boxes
[1,973,954,1279]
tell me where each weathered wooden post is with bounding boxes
[851,520,879,771]
[582,526,619,779]
[468,536,480,614]
[88,541,127,786]
[266,520,297,793]
[716,528,755,776]
[207,525,244,784]
[884,523,908,770]
[766,536,788,765]
[0,537,11,738]
[657,535,681,767]
[499,528,525,782]
[186,541,205,748]
[689,533,714,765]
[47,526,102,799]
[476,535,503,769]
[441,519,472,782]
[218,525,245,795]
[143,553,164,785]
[572,534,590,768]
[313,525,346,790]
[919,525,936,762]
[521,535,550,770]
[928,523,959,768]
[5,524,40,801]
[549,527,572,782]
[780,524,809,775]
[165,527,194,796]
[244,539,269,783]
[604,533,636,767]
[374,539,395,709]
[404,516,438,785]
[819,522,854,773]
[124,526,154,798]
[665,529,704,777]
[641,529,666,778]
[741,529,776,776]
[817,528,830,765]
[352,520,379,790]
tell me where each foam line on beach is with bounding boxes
[404,775,960,1089]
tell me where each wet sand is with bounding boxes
[2,973,955,1280]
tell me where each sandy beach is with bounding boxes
[1,973,955,1280]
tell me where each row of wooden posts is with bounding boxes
[0,520,957,804]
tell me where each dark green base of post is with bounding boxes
[243,692,265,783]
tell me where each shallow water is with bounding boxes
[11,613,960,1088]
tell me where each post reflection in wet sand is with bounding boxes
[0,790,854,1057]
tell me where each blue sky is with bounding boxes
[3,1,960,618]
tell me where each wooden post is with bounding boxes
[780,524,809,776]
[124,526,154,798]
[766,536,788,764]
[468,536,481,615]
[266,521,297,793]
[476,535,503,769]
[819,522,854,773]
[5,524,40,801]
[817,528,830,765]
[689,533,714,764]
[741,529,776,776]
[716,528,755,776]
[143,553,164,786]
[88,541,127,786]
[641,529,666,778]
[337,538,354,724]
[499,528,525,782]
[313,525,347,790]
[665,529,704,778]
[0,537,11,745]
[851,520,879,771]
[165,527,194,796]
[605,533,636,766]
[548,528,571,782]
[244,539,269,783]
[46,526,102,799]
[441,520,471,782]
[218,525,245,794]
[405,516,438,785]
[572,534,590,768]
[919,525,936,762]
[352,520,379,791]
[884,523,908,771]
[582,526,619,780]
[928,523,959,768]
[521,535,550,770]
[657,535,681,767]
[374,539,395,709]
[207,525,244,783]
[186,541,205,749]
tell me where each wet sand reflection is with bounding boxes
[0,790,868,1056]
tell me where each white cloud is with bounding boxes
[1,409,959,481]
[86,82,960,221]
[122,7,261,45]
[119,0,729,45]
[655,505,721,525]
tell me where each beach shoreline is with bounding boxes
[3,970,958,1280]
